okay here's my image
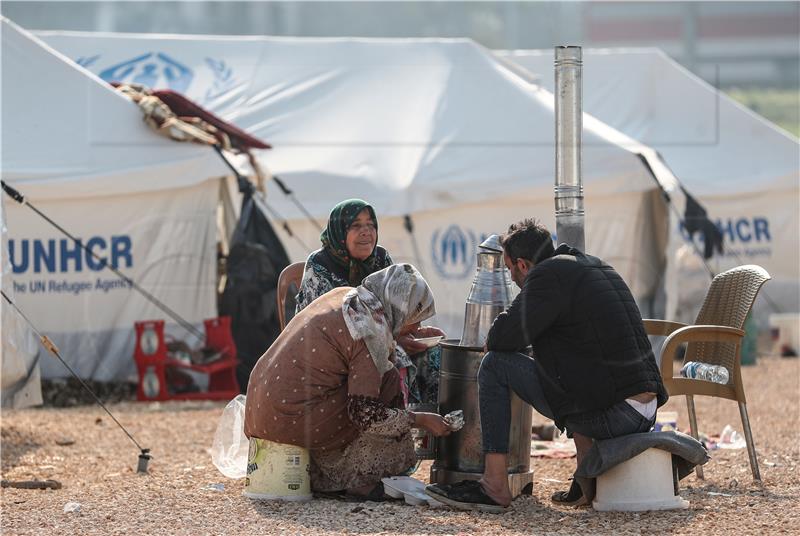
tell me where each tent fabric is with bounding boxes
[497,48,799,195]
[4,21,229,200]
[36,30,682,338]
[1,193,44,409]
[2,18,232,381]
[35,32,677,215]
[497,48,800,316]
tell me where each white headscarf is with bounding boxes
[341,264,435,375]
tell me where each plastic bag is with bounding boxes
[718,424,746,450]
[211,395,249,478]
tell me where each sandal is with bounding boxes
[550,480,589,507]
[425,480,510,514]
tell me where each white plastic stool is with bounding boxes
[592,448,689,511]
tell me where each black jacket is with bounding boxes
[486,245,667,426]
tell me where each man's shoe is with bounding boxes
[425,480,509,514]
[550,480,589,507]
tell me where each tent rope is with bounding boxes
[212,145,314,253]
[1,181,206,342]
[271,175,324,233]
[1,290,151,471]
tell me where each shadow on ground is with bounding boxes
[0,425,42,472]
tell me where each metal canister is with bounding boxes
[430,340,533,496]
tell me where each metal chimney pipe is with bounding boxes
[554,45,585,251]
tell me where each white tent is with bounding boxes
[36,30,686,338]
[2,18,232,382]
[497,48,800,318]
[2,191,43,408]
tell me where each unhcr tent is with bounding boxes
[1,18,237,382]
[37,30,688,337]
[498,48,800,318]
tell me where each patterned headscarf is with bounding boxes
[342,264,436,375]
[320,199,380,286]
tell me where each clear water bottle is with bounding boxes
[680,361,730,384]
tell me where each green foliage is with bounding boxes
[726,89,800,138]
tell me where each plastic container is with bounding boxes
[593,448,689,511]
[381,476,443,507]
[243,438,312,501]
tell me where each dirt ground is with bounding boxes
[2,355,798,535]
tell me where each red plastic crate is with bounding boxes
[134,317,239,402]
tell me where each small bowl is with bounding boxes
[413,336,444,348]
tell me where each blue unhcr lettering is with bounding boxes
[6,235,133,274]
[60,238,83,272]
[85,237,108,271]
[33,240,56,273]
[111,236,133,269]
[9,239,29,274]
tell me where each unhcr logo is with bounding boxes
[430,225,477,280]
[77,53,236,103]
[96,52,194,93]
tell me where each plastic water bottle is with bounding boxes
[680,361,730,384]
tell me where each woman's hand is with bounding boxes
[397,334,428,355]
[415,325,446,339]
[412,412,452,437]
[396,325,447,355]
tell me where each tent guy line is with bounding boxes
[1,289,152,472]
[271,175,324,233]
[1,180,206,343]
[211,144,315,253]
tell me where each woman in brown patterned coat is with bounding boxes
[244,264,451,497]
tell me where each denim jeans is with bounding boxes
[477,351,655,453]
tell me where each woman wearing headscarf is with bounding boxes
[295,199,444,406]
[296,198,391,311]
[245,264,451,498]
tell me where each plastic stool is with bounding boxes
[592,448,689,511]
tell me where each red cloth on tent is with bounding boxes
[152,89,271,150]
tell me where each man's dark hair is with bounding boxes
[500,218,555,264]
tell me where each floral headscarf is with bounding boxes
[320,199,381,286]
[342,264,435,375]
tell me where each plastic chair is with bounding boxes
[276,261,305,331]
[644,265,770,481]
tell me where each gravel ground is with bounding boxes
[2,356,798,535]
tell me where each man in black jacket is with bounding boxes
[427,219,668,512]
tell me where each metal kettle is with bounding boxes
[458,234,513,347]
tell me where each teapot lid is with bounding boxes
[478,234,503,253]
